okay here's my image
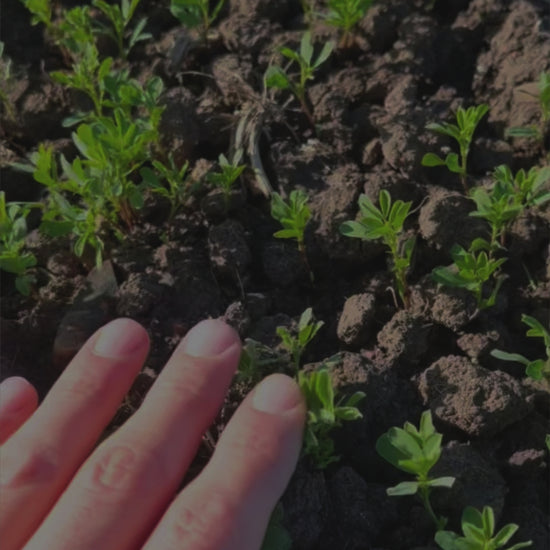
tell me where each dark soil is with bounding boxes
[1,0,549,548]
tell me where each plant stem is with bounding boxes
[419,485,444,531]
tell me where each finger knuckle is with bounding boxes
[169,490,237,548]
[0,438,58,489]
[81,443,157,498]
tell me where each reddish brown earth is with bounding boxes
[1,0,549,548]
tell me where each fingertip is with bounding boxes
[181,318,241,358]
[92,318,150,359]
[251,374,305,416]
[0,376,38,414]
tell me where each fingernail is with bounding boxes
[93,319,145,358]
[252,374,303,414]
[181,319,239,357]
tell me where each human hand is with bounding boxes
[0,318,305,550]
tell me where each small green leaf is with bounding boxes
[422,153,446,167]
[387,481,419,496]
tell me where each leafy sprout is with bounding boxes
[422,104,488,191]
[264,31,334,126]
[299,360,365,468]
[271,189,313,280]
[92,0,151,59]
[435,506,532,550]
[490,314,550,381]
[432,238,507,310]
[340,190,415,308]
[276,307,324,371]
[376,410,455,530]
[169,0,225,41]
[206,150,246,207]
[19,0,54,32]
[0,192,39,295]
[469,164,550,248]
[141,155,191,222]
[325,0,374,48]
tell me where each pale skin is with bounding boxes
[0,318,306,550]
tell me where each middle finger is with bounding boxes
[24,319,241,550]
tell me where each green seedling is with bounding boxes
[507,71,550,150]
[376,410,455,531]
[271,189,313,279]
[169,0,225,41]
[50,44,112,118]
[141,155,191,221]
[493,164,550,209]
[17,96,161,265]
[340,190,415,308]
[325,0,374,48]
[264,31,334,125]
[17,144,108,267]
[20,0,54,33]
[91,0,151,59]
[52,45,164,125]
[490,314,550,381]
[0,192,39,296]
[55,5,95,60]
[237,338,287,386]
[422,104,489,191]
[299,361,365,468]
[546,434,550,453]
[206,151,246,207]
[432,238,506,310]
[277,307,324,370]
[470,164,550,247]
[435,506,532,550]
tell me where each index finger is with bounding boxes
[0,318,150,550]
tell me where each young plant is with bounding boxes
[435,506,532,550]
[493,164,550,209]
[506,71,550,150]
[271,189,314,280]
[422,104,489,191]
[340,190,415,308]
[469,165,550,247]
[169,0,225,41]
[91,0,151,59]
[206,151,246,207]
[469,183,522,249]
[299,361,365,468]
[376,410,455,531]
[264,31,334,125]
[141,155,191,221]
[237,338,287,386]
[432,238,507,310]
[490,314,550,381]
[276,307,324,370]
[20,0,55,33]
[546,434,550,453]
[50,43,112,119]
[17,97,161,265]
[0,192,38,295]
[325,0,374,48]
